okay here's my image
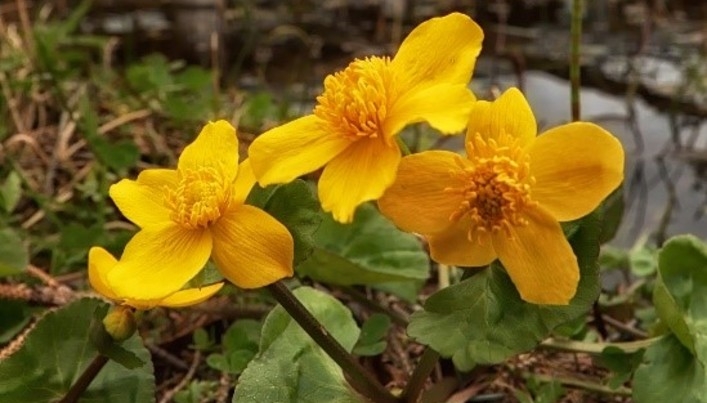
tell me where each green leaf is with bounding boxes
[297,203,429,286]
[92,139,140,172]
[247,181,322,266]
[206,353,229,372]
[654,235,707,360]
[633,335,707,403]
[353,313,391,356]
[60,223,106,250]
[233,287,362,403]
[598,346,644,389]
[223,319,261,352]
[0,171,22,213]
[174,380,219,403]
[176,66,212,92]
[407,212,601,371]
[372,280,424,303]
[0,301,31,343]
[126,54,173,94]
[192,328,212,351]
[240,92,278,129]
[525,376,565,403]
[514,389,535,403]
[597,186,624,244]
[55,0,92,36]
[0,228,28,277]
[0,298,154,402]
[186,262,224,289]
[210,319,261,375]
[598,246,628,269]
[225,349,257,375]
[56,223,106,271]
[78,97,139,172]
[208,347,254,375]
[629,247,657,277]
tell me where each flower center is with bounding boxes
[313,56,396,142]
[447,133,536,242]
[165,167,231,230]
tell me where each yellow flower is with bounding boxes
[378,88,624,305]
[88,247,224,309]
[106,120,294,301]
[248,13,483,223]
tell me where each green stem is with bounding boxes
[267,281,398,403]
[520,372,632,397]
[540,336,660,355]
[400,347,440,403]
[570,0,583,121]
[59,354,109,403]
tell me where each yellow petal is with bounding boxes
[428,220,497,267]
[107,223,213,300]
[379,150,467,234]
[319,138,401,223]
[391,12,483,88]
[248,115,351,185]
[211,205,294,288]
[492,206,579,305]
[529,122,624,221]
[466,87,536,151]
[88,247,120,301]
[178,120,239,181]
[158,282,225,308]
[385,84,475,139]
[233,158,256,204]
[109,169,177,228]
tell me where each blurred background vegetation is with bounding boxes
[1,0,706,273]
[2,1,707,401]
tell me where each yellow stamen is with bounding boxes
[447,133,536,243]
[165,167,231,229]
[313,56,397,143]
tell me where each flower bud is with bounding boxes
[103,305,137,342]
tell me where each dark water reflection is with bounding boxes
[480,71,707,246]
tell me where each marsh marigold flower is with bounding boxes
[106,120,294,301]
[248,13,483,223]
[379,88,624,305]
[88,247,224,310]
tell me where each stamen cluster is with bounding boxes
[314,56,396,141]
[165,167,232,229]
[447,133,535,242]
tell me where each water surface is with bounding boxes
[510,71,707,246]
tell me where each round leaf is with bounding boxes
[407,213,602,370]
[297,203,429,286]
[233,287,362,403]
[0,298,154,402]
[654,235,707,362]
[0,228,27,277]
[634,335,707,402]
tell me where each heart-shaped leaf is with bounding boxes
[297,203,429,286]
[407,213,601,370]
[0,298,154,402]
[233,287,362,403]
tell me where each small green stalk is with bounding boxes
[540,336,660,354]
[570,0,583,121]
